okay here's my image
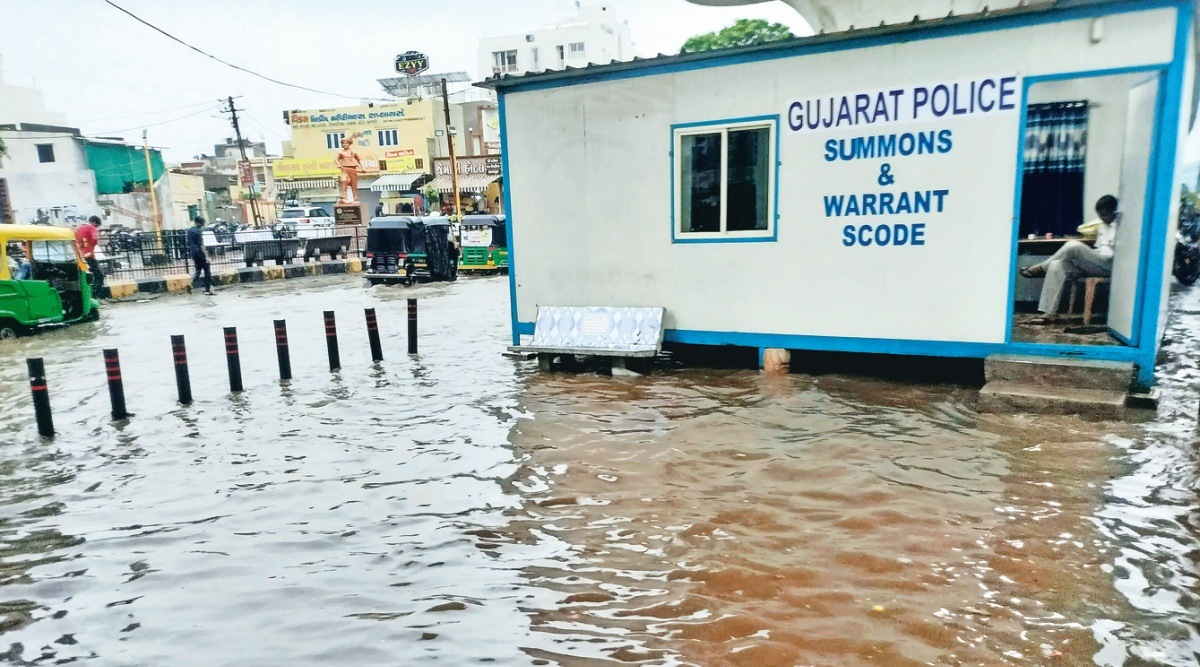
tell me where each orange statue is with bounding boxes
[335,135,363,204]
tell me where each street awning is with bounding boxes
[277,178,338,190]
[370,172,428,192]
[427,173,501,193]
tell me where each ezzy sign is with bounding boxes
[395,51,430,76]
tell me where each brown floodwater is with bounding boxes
[0,275,1197,666]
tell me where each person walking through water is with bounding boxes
[187,216,214,295]
[75,215,104,294]
[1020,195,1119,323]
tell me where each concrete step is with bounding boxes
[984,354,1135,391]
[978,381,1127,419]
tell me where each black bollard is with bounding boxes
[365,308,383,362]
[274,319,292,380]
[171,335,192,405]
[324,311,341,371]
[26,358,54,437]
[407,298,418,355]
[103,349,128,420]
[224,327,243,393]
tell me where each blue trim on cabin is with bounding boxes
[485,0,1187,95]
[669,115,781,244]
[500,0,1191,385]
[1133,2,1192,386]
[515,320,1146,364]
[498,92,520,346]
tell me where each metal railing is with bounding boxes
[97,227,369,281]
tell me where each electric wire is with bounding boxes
[75,99,225,124]
[102,0,387,101]
[90,104,224,136]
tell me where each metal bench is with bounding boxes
[241,239,302,267]
[507,306,665,373]
[302,235,352,261]
[203,231,233,258]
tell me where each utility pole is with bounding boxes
[222,96,264,227]
[141,130,163,249]
[441,78,463,226]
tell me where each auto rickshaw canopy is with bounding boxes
[0,224,88,280]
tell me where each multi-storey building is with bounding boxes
[476,3,633,78]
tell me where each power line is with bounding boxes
[75,99,224,124]
[240,111,288,141]
[90,104,224,136]
[103,0,387,102]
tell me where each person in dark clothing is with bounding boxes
[447,234,460,281]
[187,217,214,295]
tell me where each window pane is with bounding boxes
[680,133,721,233]
[726,127,769,231]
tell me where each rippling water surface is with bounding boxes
[1,275,1198,666]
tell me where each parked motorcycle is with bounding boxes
[104,227,143,254]
[1174,190,1200,285]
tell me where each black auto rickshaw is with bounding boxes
[364,216,456,286]
[407,217,457,284]
[458,214,508,275]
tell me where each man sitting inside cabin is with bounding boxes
[1019,195,1119,323]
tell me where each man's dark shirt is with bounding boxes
[186,226,204,257]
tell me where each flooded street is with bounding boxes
[1,275,1198,666]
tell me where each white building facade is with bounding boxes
[476,3,633,78]
[0,125,100,225]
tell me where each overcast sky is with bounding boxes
[0,0,812,161]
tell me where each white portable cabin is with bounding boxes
[480,0,1196,387]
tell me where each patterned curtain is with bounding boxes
[1019,101,1089,237]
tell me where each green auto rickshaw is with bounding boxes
[458,214,508,275]
[0,225,101,338]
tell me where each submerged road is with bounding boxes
[1,274,1198,666]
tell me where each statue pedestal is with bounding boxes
[335,203,365,226]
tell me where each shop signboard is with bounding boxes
[434,156,503,177]
[238,160,253,186]
[462,228,492,247]
[274,157,382,177]
[395,51,430,76]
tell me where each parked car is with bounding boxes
[279,207,334,227]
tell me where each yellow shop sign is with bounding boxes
[273,157,384,177]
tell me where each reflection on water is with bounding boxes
[0,275,1197,665]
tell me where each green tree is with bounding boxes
[0,136,7,160]
[681,18,794,53]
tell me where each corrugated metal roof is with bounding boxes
[476,0,1146,91]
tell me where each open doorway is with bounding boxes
[1011,71,1160,347]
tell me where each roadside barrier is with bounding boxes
[104,349,128,420]
[22,302,417,435]
[274,319,292,381]
[324,311,341,371]
[365,308,384,362]
[224,327,243,392]
[26,358,54,437]
[172,335,193,405]
[408,298,418,355]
